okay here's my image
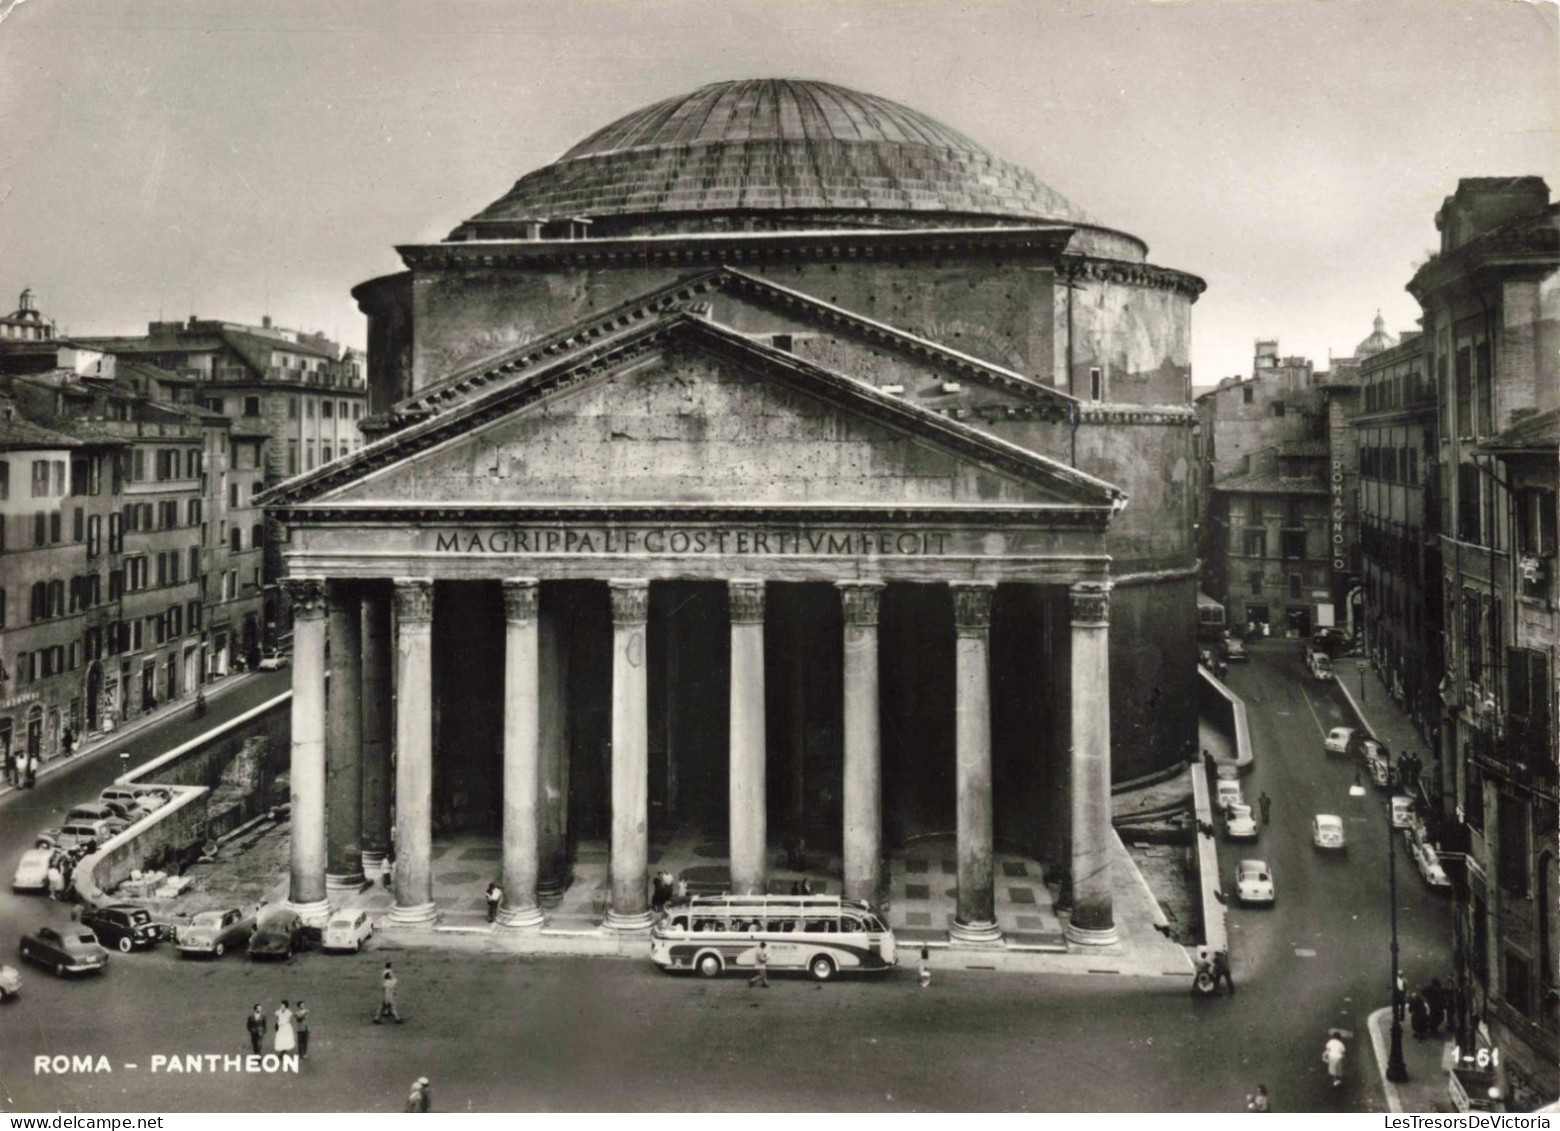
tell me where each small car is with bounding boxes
[1305,650,1334,680]
[98,786,141,808]
[19,926,109,976]
[1362,739,1392,788]
[1412,841,1451,889]
[1311,627,1349,657]
[1215,779,1243,813]
[1224,803,1259,841]
[175,907,255,958]
[256,652,290,671]
[1312,814,1347,851]
[11,847,54,893]
[1324,727,1356,757]
[80,905,163,953]
[1224,637,1248,663]
[68,802,120,825]
[1235,859,1275,905]
[0,963,20,1001]
[322,909,373,953]
[130,786,172,809]
[1391,795,1416,831]
[248,908,305,960]
[35,823,104,853]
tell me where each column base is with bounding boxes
[1064,920,1120,948]
[286,897,332,928]
[326,871,367,892]
[360,851,388,872]
[603,908,653,932]
[387,901,439,927]
[949,919,1004,945]
[496,904,545,930]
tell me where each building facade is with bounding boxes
[262,79,1206,947]
[1408,176,1558,1108]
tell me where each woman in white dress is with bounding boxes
[273,1001,297,1054]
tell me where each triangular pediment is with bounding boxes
[264,315,1120,516]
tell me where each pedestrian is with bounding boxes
[374,961,403,1024]
[1322,1032,1346,1088]
[4,747,15,787]
[918,944,931,989]
[748,941,770,988]
[1211,948,1235,995]
[673,874,688,902]
[61,728,75,757]
[1246,1084,1270,1112]
[25,753,38,788]
[790,876,814,896]
[650,869,673,911]
[1425,977,1446,1033]
[1393,972,1407,1022]
[485,882,502,923]
[1258,792,1272,825]
[294,1000,310,1058]
[1408,991,1429,1038]
[405,1076,432,1112]
[274,1000,296,1055]
[246,1005,266,1054]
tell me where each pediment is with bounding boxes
[271,317,1120,516]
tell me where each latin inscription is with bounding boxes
[433,528,954,556]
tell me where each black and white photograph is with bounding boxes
[0,0,1555,1116]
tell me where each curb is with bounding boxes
[1368,1006,1405,1113]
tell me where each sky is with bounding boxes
[0,0,1555,386]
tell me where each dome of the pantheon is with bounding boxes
[454,78,1122,244]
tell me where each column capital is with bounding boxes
[283,576,328,621]
[836,581,885,627]
[1069,582,1111,626]
[608,579,650,625]
[950,581,996,634]
[727,580,767,625]
[393,577,435,623]
[502,578,540,623]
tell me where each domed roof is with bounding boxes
[1355,312,1397,359]
[456,79,1096,237]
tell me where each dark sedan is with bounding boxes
[247,909,305,960]
[19,926,109,976]
[80,905,163,953]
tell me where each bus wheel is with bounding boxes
[809,955,836,982]
[697,953,722,979]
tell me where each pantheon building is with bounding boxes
[262,79,1204,947]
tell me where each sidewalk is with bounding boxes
[1336,657,1435,761]
[0,670,270,801]
[1369,1006,1458,1113]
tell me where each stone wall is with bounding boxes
[73,785,209,907]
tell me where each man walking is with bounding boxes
[918,943,931,989]
[294,1000,310,1058]
[405,1076,432,1112]
[246,1005,266,1054]
[375,962,403,1024]
[485,883,502,924]
[1211,948,1235,995]
[1258,791,1272,825]
[748,941,770,988]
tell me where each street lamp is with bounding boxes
[1354,748,1410,1082]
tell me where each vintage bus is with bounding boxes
[649,894,897,981]
[1197,593,1228,643]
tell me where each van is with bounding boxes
[1305,650,1334,680]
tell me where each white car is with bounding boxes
[322,909,373,953]
[11,848,54,893]
[1215,779,1244,813]
[1412,841,1451,889]
[1224,803,1259,841]
[1362,739,1391,788]
[1235,859,1275,905]
[1390,795,1415,831]
[1312,813,1346,851]
[256,652,289,671]
[1324,727,1356,757]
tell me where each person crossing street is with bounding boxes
[375,961,403,1024]
[748,941,770,988]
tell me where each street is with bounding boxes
[0,647,1455,1113]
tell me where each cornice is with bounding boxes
[1061,253,1207,302]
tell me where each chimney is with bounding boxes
[262,315,273,329]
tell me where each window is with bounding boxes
[0,461,8,500]
[33,511,46,547]
[352,403,362,420]
[187,499,202,526]
[132,449,146,482]
[188,600,202,630]
[1457,463,1482,543]
[71,458,89,496]
[1243,528,1267,558]
[288,396,299,419]
[1463,589,1484,682]
[305,398,315,419]
[229,482,239,507]
[189,546,200,579]
[31,459,48,497]
[306,440,315,470]
[1287,573,1303,599]
[339,400,350,418]
[86,514,100,558]
[1498,794,1530,896]
[251,523,263,550]
[1088,367,1102,401]
[1248,572,1263,596]
[321,399,334,419]
[1281,530,1306,559]
[1517,488,1557,557]
[1271,401,1285,418]
[1242,387,1254,405]
[1455,346,1472,437]
[322,444,332,463]
[72,506,83,542]
[168,605,182,638]
[287,440,298,476]
[47,580,63,617]
[1508,649,1553,749]
[230,528,242,552]
[188,450,201,478]
[49,511,60,543]
[109,570,123,600]
[156,553,167,588]
[108,513,122,553]
[1504,950,1532,1017]
[31,581,47,621]
[242,396,261,417]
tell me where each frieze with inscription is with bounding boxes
[432,527,956,557]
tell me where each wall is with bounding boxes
[72,785,209,906]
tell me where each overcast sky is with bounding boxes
[1,0,1555,384]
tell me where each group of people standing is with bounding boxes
[245,1001,310,1057]
[1396,973,1453,1039]
[4,748,41,789]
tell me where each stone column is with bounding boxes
[1066,581,1118,946]
[389,578,437,925]
[325,580,365,891]
[537,591,572,897]
[728,580,768,896]
[606,580,652,929]
[838,581,884,904]
[498,579,544,928]
[359,584,393,873]
[284,576,330,919]
[949,582,1001,943]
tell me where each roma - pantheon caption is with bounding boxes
[260,78,1204,949]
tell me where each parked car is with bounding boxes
[1223,636,1248,663]
[0,963,20,1001]
[1215,778,1244,813]
[1411,841,1452,889]
[11,847,54,893]
[1362,739,1392,788]
[1391,795,1416,831]
[80,905,162,953]
[19,926,109,976]
[1323,727,1356,757]
[1224,803,1259,841]
[98,786,142,809]
[248,908,306,960]
[256,652,290,672]
[175,907,255,958]
[1235,859,1275,905]
[1311,627,1349,657]
[1305,649,1335,680]
[35,823,104,854]
[67,807,130,838]
[322,909,374,953]
[1312,814,1347,851]
[130,786,172,809]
